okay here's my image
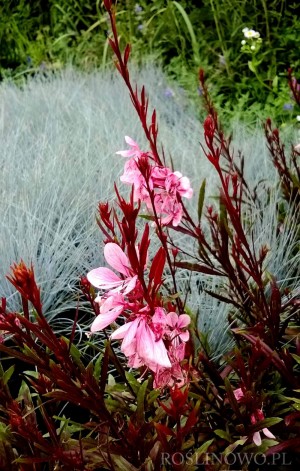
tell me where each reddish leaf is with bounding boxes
[175,261,225,276]
[149,247,166,287]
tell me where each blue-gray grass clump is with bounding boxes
[0,67,298,355]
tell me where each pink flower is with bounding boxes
[91,292,126,332]
[150,168,193,226]
[153,193,183,226]
[87,243,138,295]
[151,307,167,340]
[233,387,244,402]
[152,312,190,389]
[111,315,171,371]
[117,137,193,227]
[154,343,187,389]
[121,159,151,203]
[165,171,193,199]
[251,409,276,446]
[166,312,190,344]
[116,136,143,158]
[233,388,276,446]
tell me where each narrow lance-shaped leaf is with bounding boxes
[136,379,148,426]
[233,330,297,387]
[197,178,206,223]
[175,261,225,276]
[149,247,166,287]
[100,341,110,394]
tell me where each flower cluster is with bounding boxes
[87,241,190,389]
[85,136,195,388]
[241,27,262,53]
[117,136,193,226]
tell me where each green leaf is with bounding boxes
[61,336,84,369]
[250,417,282,432]
[125,371,141,396]
[0,421,13,442]
[147,389,160,405]
[110,454,139,471]
[224,436,248,455]
[172,1,200,64]
[197,179,206,222]
[2,365,15,385]
[214,429,232,442]
[139,214,155,221]
[248,60,256,73]
[272,75,278,89]
[136,379,148,426]
[291,353,300,364]
[52,415,87,434]
[93,354,103,382]
[183,439,214,469]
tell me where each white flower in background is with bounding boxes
[241,27,262,54]
[296,115,300,122]
[243,27,260,39]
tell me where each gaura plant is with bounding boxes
[0,0,299,469]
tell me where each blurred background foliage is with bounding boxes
[1,0,300,124]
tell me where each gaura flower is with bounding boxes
[164,171,193,199]
[233,387,244,402]
[91,292,126,332]
[153,342,187,389]
[233,388,276,446]
[152,193,183,227]
[111,315,171,370]
[251,409,276,446]
[166,312,190,344]
[117,137,193,226]
[87,243,138,295]
[116,136,143,158]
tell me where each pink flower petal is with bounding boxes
[151,338,172,369]
[128,352,143,368]
[179,331,190,342]
[124,275,138,294]
[100,293,124,313]
[121,318,140,355]
[173,342,185,361]
[116,136,141,158]
[177,314,191,328]
[152,307,167,324]
[137,321,171,369]
[91,307,122,332]
[233,388,244,401]
[125,136,138,147]
[262,428,276,439]
[87,267,121,289]
[253,431,262,446]
[166,312,179,327]
[104,243,130,276]
[110,320,134,340]
[116,149,135,157]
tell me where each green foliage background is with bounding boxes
[1,1,300,123]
